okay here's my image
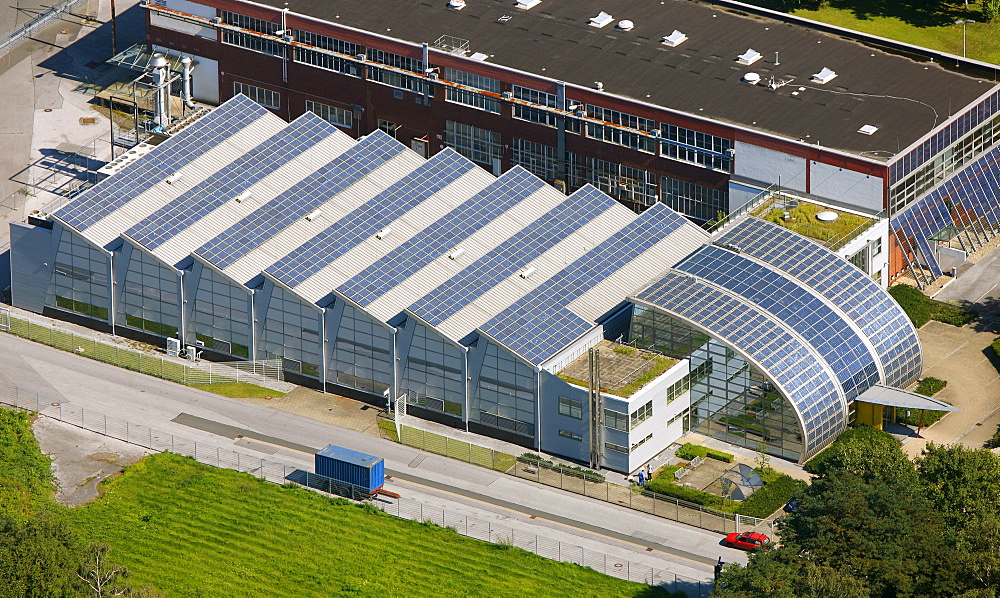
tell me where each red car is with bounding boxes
[724,531,771,551]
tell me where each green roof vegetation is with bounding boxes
[755,201,873,250]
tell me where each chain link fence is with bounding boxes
[0,381,712,596]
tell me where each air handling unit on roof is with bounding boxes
[812,67,837,83]
[589,11,613,28]
[447,0,466,10]
[165,172,183,184]
[662,30,687,47]
[737,49,762,65]
[519,266,537,279]
[858,124,879,135]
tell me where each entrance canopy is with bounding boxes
[856,384,959,412]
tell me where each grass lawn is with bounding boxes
[742,1,1000,64]
[67,453,663,598]
[192,382,285,399]
[888,284,977,327]
[0,409,55,519]
[756,202,872,249]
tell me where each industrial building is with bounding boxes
[10,96,928,469]
[131,0,1000,288]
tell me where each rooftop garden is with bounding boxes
[752,196,875,250]
[557,341,679,398]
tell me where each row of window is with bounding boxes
[666,375,691,403]
[630,400,652,429]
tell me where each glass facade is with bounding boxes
[402,321,465,418]
[189,265,251,358]
[331,303,392,395]
[47,229,109,322]
[118,246,180,338]
[474,340,536,438]
[661,175,728,222]
[445,121,502,166]
[260,283,321,378]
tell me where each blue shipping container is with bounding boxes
[315,445,385,493]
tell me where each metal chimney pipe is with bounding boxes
[180,56,195,109]
[150,53,169,129]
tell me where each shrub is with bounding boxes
[888,285,976,328]
[519,454,605,482]
[612,345,636,355]
[675,442,734,463]
[804,425,899,475]
[915,377,947,397]
[736,474,806,518]
[643,480,724,507]
[993,337,1000,360]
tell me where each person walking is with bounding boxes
[637,470,646,486]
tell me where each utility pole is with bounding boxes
[110,0,118,56]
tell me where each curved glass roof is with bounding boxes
[715,218,921,388]
[634,271,845,456]
[675,245,880,401]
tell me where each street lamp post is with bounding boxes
[955,19,975,58]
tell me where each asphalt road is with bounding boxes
[0,331,751,580]
[935,244,1000,307]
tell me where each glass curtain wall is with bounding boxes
[401,321,465,418]
[189,265,251,358]
[474,341,536,438]
[118,247,180,338]
[331,304,392,396]
[46,229,110,322]
[260,284,322,378]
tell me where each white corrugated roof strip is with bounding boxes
[151,132,356,266]
[293,168,496,304]
[221,149,426,284]
[84,112,286,248]
[567,223,710,321]
[436,203,637,341]
[363,185,569,322]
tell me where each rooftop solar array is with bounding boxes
[479,204,688,365]
[675,245,880,401]
[408,186,619,327]
[337,167,545,307]
[892,144,1000,280]
[56,96,269,233]
[634,270,845,454]
[266,148,478,288]
[716,218,921,389]
[195,130,405,270]
[125,111,340,252]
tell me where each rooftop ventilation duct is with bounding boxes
[447,0,466,10]
[448,247,465,260]
[234,191,251,203]
[165,172,183,184]
[616,19,634,31]
[305,209,322,222]
[515,0,541,9]
[737,49,762,65]
[376,227,393,240]
[589,11,613,28]
[519,266,537,279]
[661,30,687,47]
[812,67,837,83]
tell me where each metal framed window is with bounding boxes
[666,375,691,403]
[661,123,732,172]
[221,11,278,34]
[222,30,286,58]
[558,430,583,441]
[558,396,582,419]
[367,48,423,72]
[296,48,359,77]
[604,408,628,431]
[445,121,502,165]
[604,441,628,453]
[306,100,352,128]
[630,400,653,429]
[368,67,429,94]
[234,82,279,109]
[661,175,728,222]
[631,433,653,451]
[293,29,360,56]
[586,105,656,153]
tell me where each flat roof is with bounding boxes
[257,0,994,160]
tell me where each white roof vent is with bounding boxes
[234,191,251,203]
[165,172,183,184]
[519,266,537,279]
[515,0,540,9]
[375,227,393,240]
[743,72,761,84]
[737,49,762,65]
[661,30,687,47]
[447,0,466,10]
[469,52,489,61]
[616,19,634,31]
[589,11,613,28]
[448,247,466,260]
[858,124,879,135]
[305,209,322,222]
[812,67,837,83]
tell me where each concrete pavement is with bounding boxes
[935,240,1000,307]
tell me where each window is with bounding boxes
[871,237,883,258]
[661,123,732,172]
[296,48,359,77]
[849,245,869,274]
[306,100,352,128]
[586,105,656,153]
[222,30,286,58]
[513,139,560,182]
[368,67,429,94]
[604,441,628,453]
[666,375,691,403]
[692,360,713,383]
[558,430,582,441]
[662,176,729,222]
[604,409,628,431]
[221,11,278,34]
[631,433,653,451]
[558,397,582,419]
[293,29,360,56]
[444,68,500,113]
[445,121,502,165]
[630,400,653,429]
[234,82,279,109]
[378,120,399,138]
[668,409,689,427]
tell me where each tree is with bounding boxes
[916,444,1000,530]
[0,513,83,598]
[955,513,1000,591]
[984,0,1000,23]
[715,548,870,598]
[76,544,163,598]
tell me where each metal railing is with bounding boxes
[0,383,711,596]
[0,0,92,57]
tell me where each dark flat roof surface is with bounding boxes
[266,0,994,159]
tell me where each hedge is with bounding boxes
[643,478,725,507]
[804,425,900,475]
[675,442,734,463]
[736,474,806,518]
[888,285,977,328]
[520,453,605,483]
[993,338,1000,360]
[915,377,947,396]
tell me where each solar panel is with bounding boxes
[126,112,340,251]
[266,148,477,287]
[478,203,686,365]
[195,130,406,270]
[56,96,269,232]
[717,218,922,389]
[337,167,546,307]
[408,186,619,326]
[635,270,844,453]
[676,245,879,401]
